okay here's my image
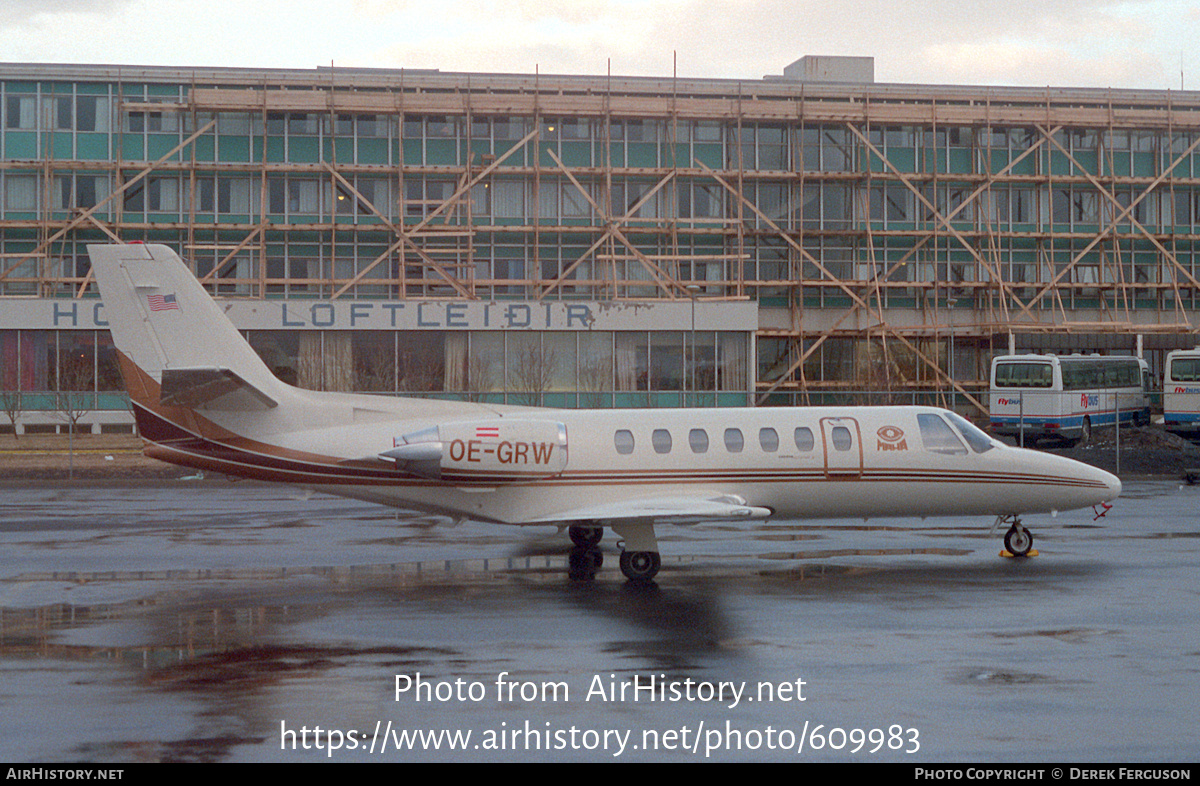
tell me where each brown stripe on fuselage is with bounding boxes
[117,352,1107,493]
[135,402,1104,492]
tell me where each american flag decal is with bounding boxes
[147,293,180,312]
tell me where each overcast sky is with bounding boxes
[1,0,1197,91]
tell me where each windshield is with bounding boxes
[945,411,997,453]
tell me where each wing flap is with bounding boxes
[523,494,772,525]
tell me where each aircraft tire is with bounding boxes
[568,547,603,581]
[1004,526,1034,557]
[620,550,661,582]
[569,525,603,548]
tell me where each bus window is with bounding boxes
[1171,358,1200,382]
[917,413,968,455]
[995,362,1052,388]
[1061,361,1101,390]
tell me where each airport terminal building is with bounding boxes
[1,56,1198,432]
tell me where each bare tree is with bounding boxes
[577,355,610,409]
[0,389,21,439]
[467,353,496,403]
[510,340,556,407]
[397,341,443,393]
[354,342,396,393]
[55,355,94,479]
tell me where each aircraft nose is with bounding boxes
[1100,467,1122,500]
[1035,451,1123,510]
[1081,461,1122,503]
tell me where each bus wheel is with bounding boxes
[1079,417,1092,446]
[1004,525,1034,557]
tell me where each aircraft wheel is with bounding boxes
[619,550,661,582]
[1004,525,1034,557]
[569,525,603,548]
[568,547,603,581]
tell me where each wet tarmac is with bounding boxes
[0,479,1197,763]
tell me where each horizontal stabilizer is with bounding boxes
[159,366,278,411]
[524,494,772,525]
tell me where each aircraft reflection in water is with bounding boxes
[88,244,1121,582]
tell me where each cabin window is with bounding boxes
[759,427,779,452]
[652,429,673,454]
[917,413,968,455]
[794,427,814,451]
[689,428,709,453]
[830,426,853,451]
[614,429,635,455]
[724,428,744,452]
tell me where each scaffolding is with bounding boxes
[1,63,1199,413]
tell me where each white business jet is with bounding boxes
[87,244,1121,582]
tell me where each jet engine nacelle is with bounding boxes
[381,419,568,483]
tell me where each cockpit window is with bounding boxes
[945,411,997,454]
[917,413,968,455]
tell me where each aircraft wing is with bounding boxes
[523,494,772,525]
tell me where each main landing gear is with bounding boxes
[567,524,604,581]
[994,514,1036,558]
[611,522,660,582]
[568,524,603,548]
[619,550,661,582]
[567,522,661,582]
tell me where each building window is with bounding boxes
[5,95,36,130]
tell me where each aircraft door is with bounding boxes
[820,417,863,479]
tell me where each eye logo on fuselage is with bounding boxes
[876,425,908,451]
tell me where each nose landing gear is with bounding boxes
[994,514,1037,558]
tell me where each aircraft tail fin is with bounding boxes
[88,243,286,411]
